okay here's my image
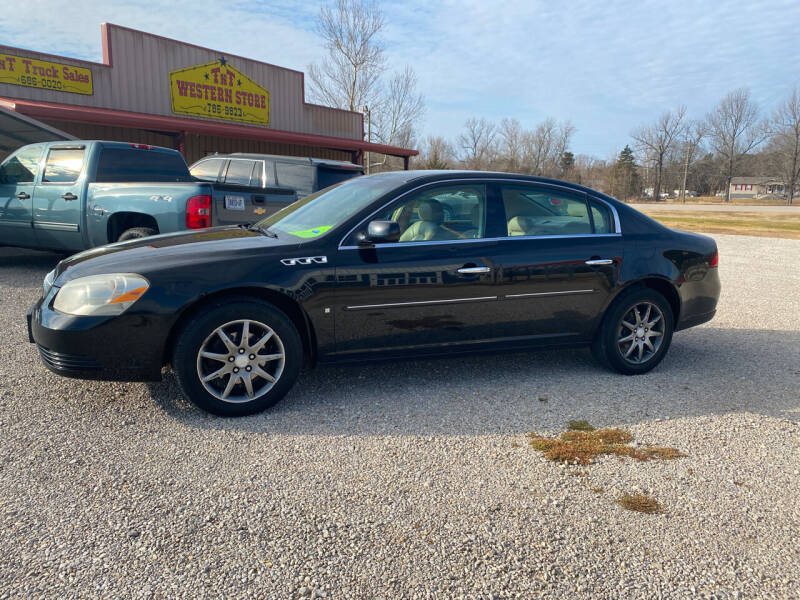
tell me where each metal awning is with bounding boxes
[0,103,75,154]
[0,97,417,159]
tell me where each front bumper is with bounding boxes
[28,294,165,382]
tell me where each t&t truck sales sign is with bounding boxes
[170,58,270,126]
[0,53,93,95]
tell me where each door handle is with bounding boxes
[585,259,614,265]
[457,266,491,274]
[61,193,78,201]
[16,192,30,200]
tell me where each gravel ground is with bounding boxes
[0,234,799,600]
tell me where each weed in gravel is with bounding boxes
[527,423,684,466]
[616,494,662,514]
[567,419,595,431]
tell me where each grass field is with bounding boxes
[638,209,800,239]
[632,195,791,206]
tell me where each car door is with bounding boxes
[333,182,506,359]
[0,144,43,247]
[32,145,86,251]
[492,182,623,342]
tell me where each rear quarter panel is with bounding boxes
[86,182,211,246]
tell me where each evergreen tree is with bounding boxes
[611,145,641,200]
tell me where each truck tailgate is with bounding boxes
[211,184,297,226]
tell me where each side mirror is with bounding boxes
[364,220,400,244]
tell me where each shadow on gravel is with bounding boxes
[147,327,800,436]
[0,248,63,279]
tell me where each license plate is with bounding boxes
[224,195,245,211]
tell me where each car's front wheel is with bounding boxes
[172,299,302,416]
[592,287,674,375]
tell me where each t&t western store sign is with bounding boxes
[0,52,93,95]
[169,58,270,126]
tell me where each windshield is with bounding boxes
[254,175,398,240]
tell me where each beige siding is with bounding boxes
[0,24,362,140]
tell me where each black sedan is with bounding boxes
[29,171,720,416]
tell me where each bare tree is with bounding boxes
[632,106,686,201]
[416,136,455,169]
[458,118,497,169]
[307,0,385,112]
[370,67,424,148]
[519,119,575,176]
[705,89,769,201]
[498,118,523,172]
[771,88,800,205]
[677,120,705,202]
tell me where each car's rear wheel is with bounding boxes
[592,287,674,375]
[172,299,302,416]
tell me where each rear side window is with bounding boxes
[189,158,225,182]
[317,166,362,190]
[275,162,313,196]
[502,186,592,236]
[589,199,615,233]
[95,148,191,182]
[223,159,258,186]
[42,148,85,183]
[0,145,42,184]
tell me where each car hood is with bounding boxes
[54,226,299,283]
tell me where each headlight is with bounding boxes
[43,269,56,297]
[53,273,149,316]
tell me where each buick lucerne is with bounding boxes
[29,171,720,416]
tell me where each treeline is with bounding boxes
[412,88,800,204]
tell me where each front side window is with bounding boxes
[502,186,592,236]
[42,148,85,183]
[190,158,225,182]
[373,184,487,243]
[224,159,257,186]
[0,145,42,184]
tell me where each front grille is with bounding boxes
[38,345,102,371]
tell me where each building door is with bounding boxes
[0,144,43,247]
[32,146,86,251]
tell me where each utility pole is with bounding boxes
[361,105,371,175]
[680,142,690,204]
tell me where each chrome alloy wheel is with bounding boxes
[616,302,665,365]
[196,319,285,403]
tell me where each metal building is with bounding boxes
[0,23,416,165]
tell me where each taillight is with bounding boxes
[708,249,718,267]
[130,143,153,150]
[186,195,212,229]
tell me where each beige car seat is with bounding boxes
[399,199,457,242]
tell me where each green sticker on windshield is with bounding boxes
[289,225,332,238]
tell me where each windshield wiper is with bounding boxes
[244,223,278,238]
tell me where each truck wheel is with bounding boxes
[117,227,157,242]
[172,299,303,417]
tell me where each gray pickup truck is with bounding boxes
[0,141,298,252]
[189,152,364,220]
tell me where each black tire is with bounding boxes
[592,287,674,375]
[117,227,157,242]
[172,299,303,416]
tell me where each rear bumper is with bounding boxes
[29,295,165,382]
[675,268,721,331]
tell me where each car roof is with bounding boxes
[363,170,622,201]
[200,153,363,169]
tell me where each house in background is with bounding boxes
[729,177,785,199]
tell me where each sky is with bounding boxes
[1,0,798,158]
